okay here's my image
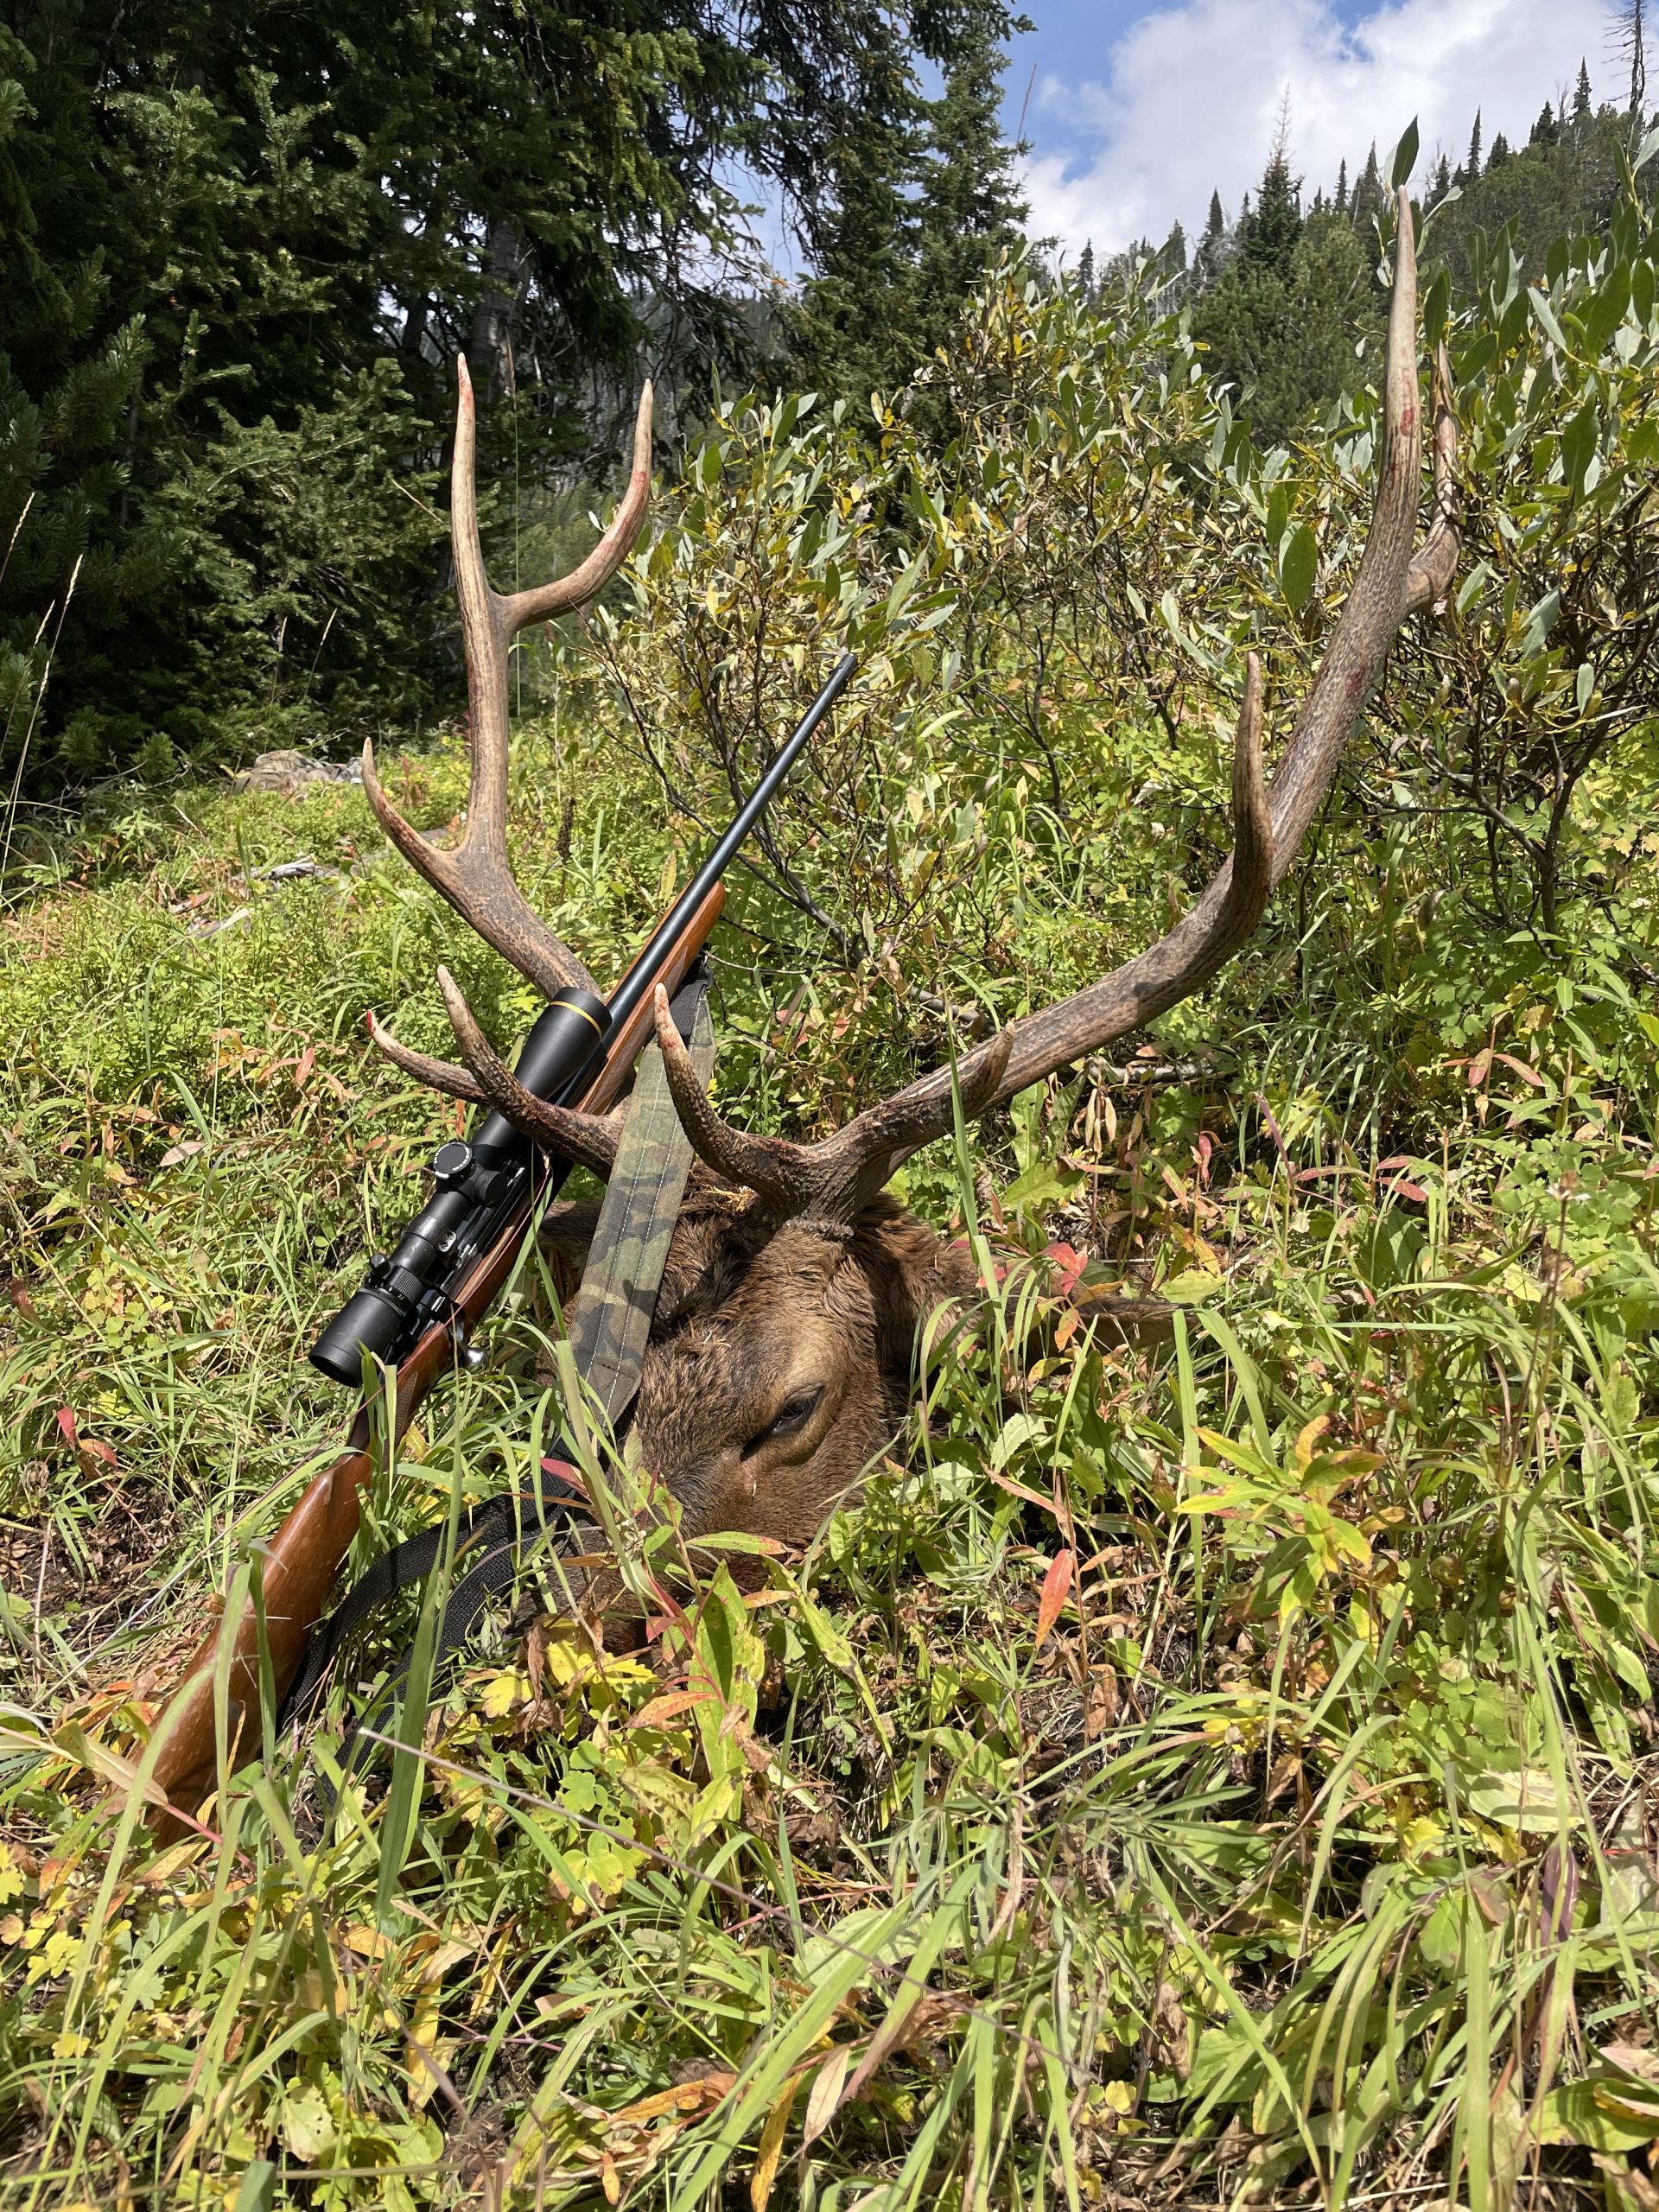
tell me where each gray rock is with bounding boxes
[232,749,362,794]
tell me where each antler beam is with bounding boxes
[653,190,1457,1227]
[363,361,652,1002]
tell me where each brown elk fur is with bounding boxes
[539,1183,973,1567]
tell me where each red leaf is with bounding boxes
[1036,1549,1074,1650]
[1380,1173,1429,1203]
[1494,1052,1546,1090]
[1044,1242,1087,1297]
[628,1688,712,1730]
[56,1406,79,1447]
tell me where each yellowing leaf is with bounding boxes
[801,2045,854,2149]
[1465,1768,1583,1834]
[751,2076,802,2211]
[475,1668,531,1719]
[281,2080,335,2162]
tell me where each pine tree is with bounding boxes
[1238,143,1301,277]
[1350,143,1384,229]
[1160,220,1187,275]
[1487,130,1511,170]
[1194,189,1228,281]
[791,0,1027,410]
[913,5,1027,355]
[3,0,995,788]
[1192,118,1373,444]
[1530,100,1559,149]
[1573,59,1593,122]
[788,22,926,400]
[1334,157,1349,215]
[1077,240,1096,296]
[1466,111,1484,181]
[1432,151,1452,200]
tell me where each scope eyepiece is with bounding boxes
[307,986,613,1387]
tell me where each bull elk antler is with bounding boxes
[366,365,664,1135]
[377,194,1458,1240]
[647,190,1459,1221]
[363,359,652,1020]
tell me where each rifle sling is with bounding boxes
[283,964,713,1779]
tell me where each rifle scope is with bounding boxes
[308,651,858,1389]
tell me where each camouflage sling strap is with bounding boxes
[563,964,715,1427]
[281,965,714,1763]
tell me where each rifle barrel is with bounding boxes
[597,652,857,1046]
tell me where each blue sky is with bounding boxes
[1009,0,1621,259]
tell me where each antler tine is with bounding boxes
[362,364,655,1004]
[366,1010,491,1106]
[505,381,653,628]
[658,192,1457,1230]
[433,968,621,1178]
[652,986,812,1213]
[1402,342,1459,616]
[653,985,1014,1224]
[365,981,621,1178]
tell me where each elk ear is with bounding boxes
[855,1198,980,1389]
[538,1200,601,1260]
[537,1199,602,1307]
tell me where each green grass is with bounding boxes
[3,725,1659,2210]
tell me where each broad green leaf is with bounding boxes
[1422,265,1451,349]
[1528,285,1569,351]
[1161,1268,1224,1306]
[1389,118,1419,189]
[1560,402,1599,494]
[1278,521,1318,611]
[1519,588,1561,658]
[1537,2077,1659,2152]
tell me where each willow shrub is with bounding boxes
[593,149,1659,1156]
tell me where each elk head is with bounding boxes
[365,194,1459,1563]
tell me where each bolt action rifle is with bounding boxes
[145,365,856,1816]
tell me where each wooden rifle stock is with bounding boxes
[149,881,726,1822]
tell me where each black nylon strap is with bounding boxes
[276,1471,588,1734]
[288,1472,590,1795]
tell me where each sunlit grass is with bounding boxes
[3,730,1657,2209]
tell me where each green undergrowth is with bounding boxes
[3,709,1659,2211]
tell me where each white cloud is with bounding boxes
[1022,0,1616,259]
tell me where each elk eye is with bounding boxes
[746,1388,823,1453]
